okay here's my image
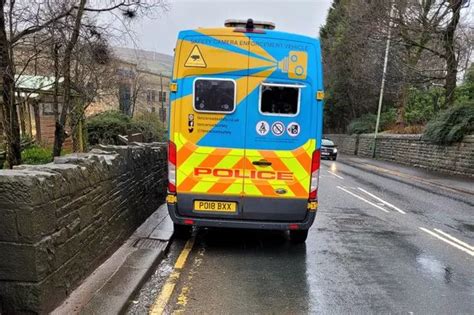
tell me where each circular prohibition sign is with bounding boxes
[271,121,285,136]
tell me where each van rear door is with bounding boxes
[242,38,316,221]
[173,32,250,217]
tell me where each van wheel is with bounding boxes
[173,223,192,239]
[289,230,308,243]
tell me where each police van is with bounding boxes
[166,19,324,243]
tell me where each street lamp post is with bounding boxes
[373,2,395,158]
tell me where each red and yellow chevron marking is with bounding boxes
[243,139,314,198]
[175,135,315,198]
[176,139,245,195]
[206,156,246,194]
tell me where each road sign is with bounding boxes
[287,122,300,137]
[256,121,269,136]
[271,121,285,136]
[185,45,207,68]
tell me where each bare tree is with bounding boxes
[130,71,145,117]
[392,0,470,108]
[321,0,472,132]
[1,0,168,166]
[0,0,73,167]
[443,0,464,106]
[52,0,87,157]
[69,39,117,152]
[0,0,20,167]
[51,0,168,157]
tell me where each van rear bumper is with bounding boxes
[168,205,316,230]
[167,193,317,230]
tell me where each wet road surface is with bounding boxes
[128,158,474,314]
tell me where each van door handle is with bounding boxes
[252,160,272,167]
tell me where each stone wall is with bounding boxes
[0,144,167,314]
[324,134,474,177]
[323,134,359,155]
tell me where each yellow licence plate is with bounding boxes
[194,200,237,213]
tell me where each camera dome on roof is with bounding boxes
[224,18,275,30]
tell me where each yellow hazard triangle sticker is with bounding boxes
[185,45,207,68]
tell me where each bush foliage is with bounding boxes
[405,87,444,125]
[86,111,130,145]
[3,143,55,168]
[131,112,167,143]
[86,110,166,145]
[20,145,72,165]
[423,100,474,144]
[347,109,396,134]
[21,145,53,165]
[456,65,474,102]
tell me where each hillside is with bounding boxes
[112,47,174,76]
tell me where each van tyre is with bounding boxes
[289,229,308,243]
[173,223,192,239]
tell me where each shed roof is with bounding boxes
[15,75,64,99]
[16,75,64,91]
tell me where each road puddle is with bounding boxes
[416,254,452,284]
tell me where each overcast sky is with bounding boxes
[118,0,333,56]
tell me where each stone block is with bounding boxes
[0,242,38,281]
[14,204,57,244]
[0,210,18,242]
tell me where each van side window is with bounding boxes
[260,84,300,116]
[194,78,236,113]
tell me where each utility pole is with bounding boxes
[160,73,164,124]
[373,1,395,158]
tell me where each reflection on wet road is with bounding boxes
[172,230,311,314]
[128,159,474,314]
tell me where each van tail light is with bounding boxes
[288,224,300,230]
[183,219,195,225]
[309,150,320,200]
[168,140,177,193]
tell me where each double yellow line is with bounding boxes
[150,238,195,314]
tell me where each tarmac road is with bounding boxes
[127,157,474,314]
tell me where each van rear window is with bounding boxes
[260,84,300,116]
[193,78,236,113]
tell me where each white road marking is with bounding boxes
[337,186,389,213]
[357,187,406,214]
[328,171,344,179]
[419,227,474,257]
[433,228,474,251]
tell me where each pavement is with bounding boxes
[127,155,474,314]
[52,204,174,315]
